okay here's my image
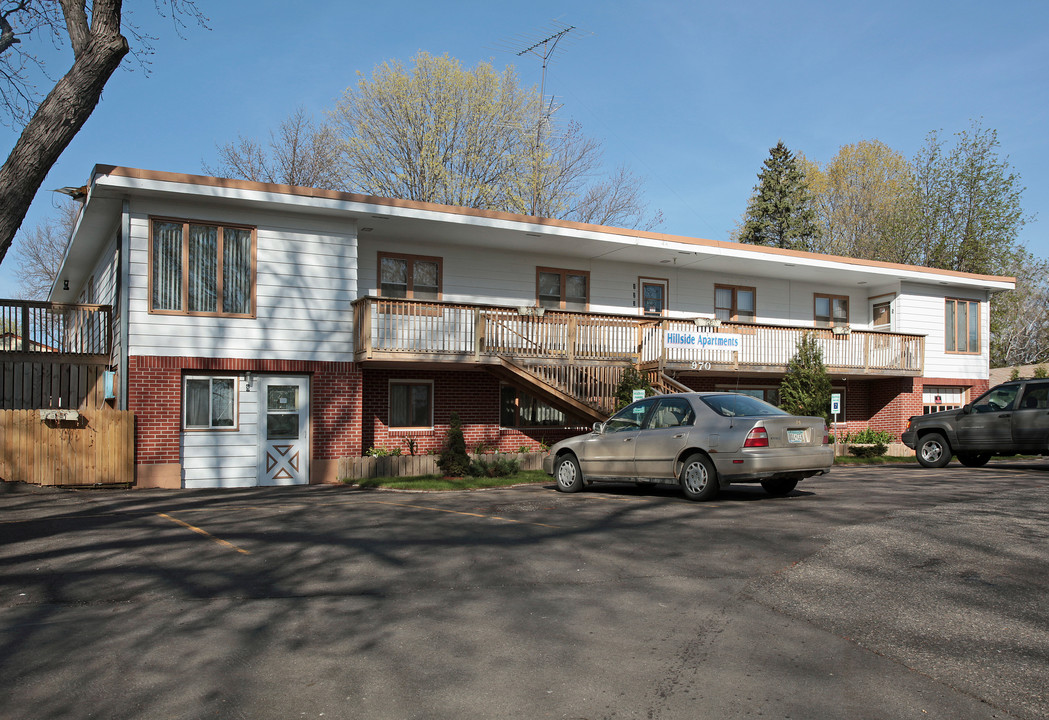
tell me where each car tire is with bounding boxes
[957,453,992,467]
[554,453,584,493]
[916,433,952,468]
[680,453,719,501]
[761,479,799,496]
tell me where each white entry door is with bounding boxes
[258,376,310,485]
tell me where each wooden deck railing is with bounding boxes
[351,297,925,375]
[1,300,112,357]
[2,300,114,410]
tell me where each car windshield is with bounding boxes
[700,394,789,418]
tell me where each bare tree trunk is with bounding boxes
[0,0,129,265]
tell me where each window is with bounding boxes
[389,380,433,428]
[640,277,669,317]
[815,294,849,327]
[971,384,1019,413]
[945,298,980,353]
[872,300,891,330]
[379,252,442,300]
[719,386,781,407]
[923,386,965,414]
[151,218,254,316]
[538,267,589,311]
[500,385,578,427]
[644,397,695,429]
[184,376,237,430]
[714,285,755,322]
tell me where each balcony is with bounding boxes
[351,297,925,377]
[1,300,113,410]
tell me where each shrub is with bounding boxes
[779,333,832,424]
[614,366,654,410]
[366,446,401,457]
[468,457,520,477]
[848,443,888,458]
[850,427,895,444]
[1034,365,1048,379]
[438,412,471,477]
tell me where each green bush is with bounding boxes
[848,443,888,458]
[850,427,895,444]
[366,446,402,457]
[468,457,521,477]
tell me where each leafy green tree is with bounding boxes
[437,412,471,477]
[779,333,832,423]
[911,121,1029,276]
[738,141,820,251]
[802,140,918,263]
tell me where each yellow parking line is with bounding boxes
[364,500,560,529]
[157,512,251,554]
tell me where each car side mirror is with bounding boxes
[959,404,972,415]
[592,421,605,434]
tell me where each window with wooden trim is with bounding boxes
[814,293,849,327]
[150,218,255,317]
[640,277,669,317]
[945,298,980,353]
[183,376,237,431]
[714,285,755,322]
[389,380,433,429]
[379,252,442,300]
[538,267,589,311]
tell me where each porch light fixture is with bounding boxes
[245,372,254,390]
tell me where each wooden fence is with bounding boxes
[337,452,546,481]
[0,408,134,486]
[1,360,111,410]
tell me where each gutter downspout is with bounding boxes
[119,198,130,410]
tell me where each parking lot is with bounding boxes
[1,462,1047,720]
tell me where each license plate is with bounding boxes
[787,429,806,444]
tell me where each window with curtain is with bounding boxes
[814,294,849,327]
[379,253,442,300]
[537,267,589,310]
[184,376,237,430]
[389,381,433,428]
[714,285,755,322]
[945,298,980,353]
[151,219,255,316]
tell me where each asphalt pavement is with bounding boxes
[0,461,1046,720]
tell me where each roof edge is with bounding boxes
[90,165,1016,286]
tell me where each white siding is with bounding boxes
[182,376,260,488]
[898,282,988,379]
[359,238,878,328]
[126,199,358,361]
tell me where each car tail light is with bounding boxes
[823,425,830,444]
[744,427,769,447]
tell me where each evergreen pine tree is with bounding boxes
[740,141,820,251]
[779,333,832,423]
[438,412,471,477]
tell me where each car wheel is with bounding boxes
[680,453,719,501]
[761,479,798,496]
[957,453,991,467]
[554,453,583,493]
[916,433,952,468]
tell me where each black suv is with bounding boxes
[902,379,1049,467]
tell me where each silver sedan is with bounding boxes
[542,392,833,501]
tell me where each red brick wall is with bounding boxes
[128,356,362,466]
[361,368,585,456]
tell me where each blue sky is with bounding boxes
[2,0,1047,297]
